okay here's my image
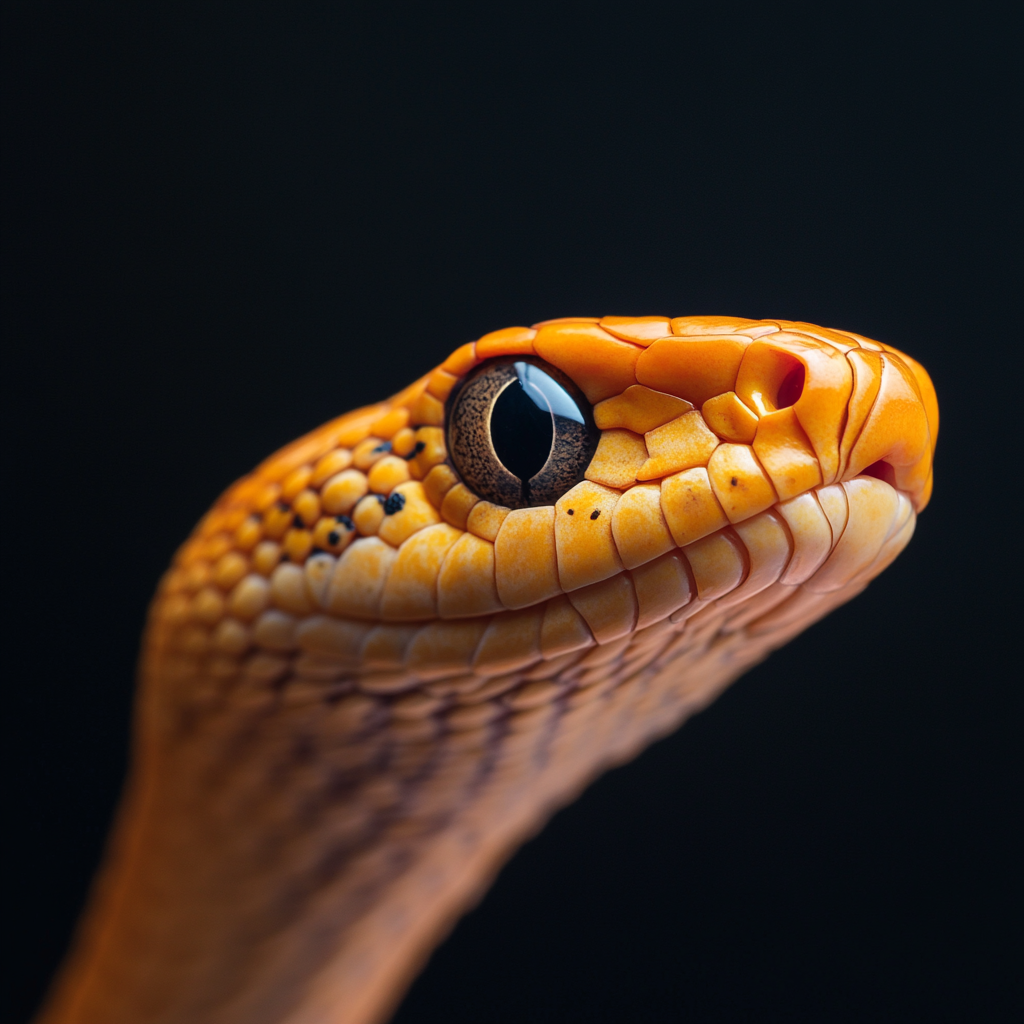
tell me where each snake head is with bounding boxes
[153,314,936,712]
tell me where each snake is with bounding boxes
[38,315,938,1024]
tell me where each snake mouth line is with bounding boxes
[150,316,935,663]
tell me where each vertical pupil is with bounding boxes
[491,379,554,483]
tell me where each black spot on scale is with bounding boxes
[730,477,739,486]
[567,509,574,515]
[336,515,354,530]
[327,531,341,545]
[293,514,305,529]
[404,441,426,461]
[590,509,600,520]
[372,442,392,455]
[383,493,406,515]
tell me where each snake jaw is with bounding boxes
[40,315,936,1024]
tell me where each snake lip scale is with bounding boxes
[39,315,937,1024]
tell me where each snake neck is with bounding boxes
[41,570,864,1024]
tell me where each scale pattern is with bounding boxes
[40,316,938,1024]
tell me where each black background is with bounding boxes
[3,5,1020,1022]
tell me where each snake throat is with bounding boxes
[39,315,937,1024]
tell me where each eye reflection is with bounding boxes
[447,358,599,509]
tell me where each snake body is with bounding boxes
[40,316,937,1024]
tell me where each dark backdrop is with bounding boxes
[3,5,1020,1022]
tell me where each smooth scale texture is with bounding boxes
[40,315,937,1024]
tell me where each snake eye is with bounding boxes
[447,358,600,509]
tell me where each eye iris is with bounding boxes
[490,378,554,483]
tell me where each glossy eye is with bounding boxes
[447,358,599,509]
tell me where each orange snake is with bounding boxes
[38,315,938,1024]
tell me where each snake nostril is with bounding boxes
[776,364,805,409]
[862,460,897,487]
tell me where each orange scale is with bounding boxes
[252,482,281,513]
[201,534,232,562]
[533,322,641,403]
[406,620,490,680]
[594,385,693,435]
[408,427,447,478]
[494,506,561,609]
[369,407,410,440]
[282,528,314,564]
[681,531,748,603]
[426,369,459,402]
[466,503,509,542]
[636,336,751,408]
[311,515,354,556]
[331,407,385,449]
[423,464,459,509]
[280,465,313,502]
[717,511,792,612]
[473,607,544,676]
[390,428,417,458]
[567,574,638,644]
[554,481,624,592]
[584,429,648,490]
[377,481,441,546]
[380,523,461,621]
[702,392,758,444]
[410,390,445,427]
[291,489,321,528]
[212,551,248,591]
[777,321,861,353]
[437,532,502,619]
[464,499,507,540]
[309,448,353,488]
[540,596,594,658]
[475,326,537,359]
[261,502,294,540]
[638,410,720,480]
[598,316,672,345]
[325,537,396,619]
[888,348,939,451]
[441,342,479,376]
[838,348,884,480]
[610,484,675,569]
[440,483,479,529]
[670,315,778,338]
[352,437,393,471]
[660,467,729,547]
[367,455,411,495]
[631,550,693,629]
[251,541,282,577]
[752,408,822,501]
[844,352,932,506]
